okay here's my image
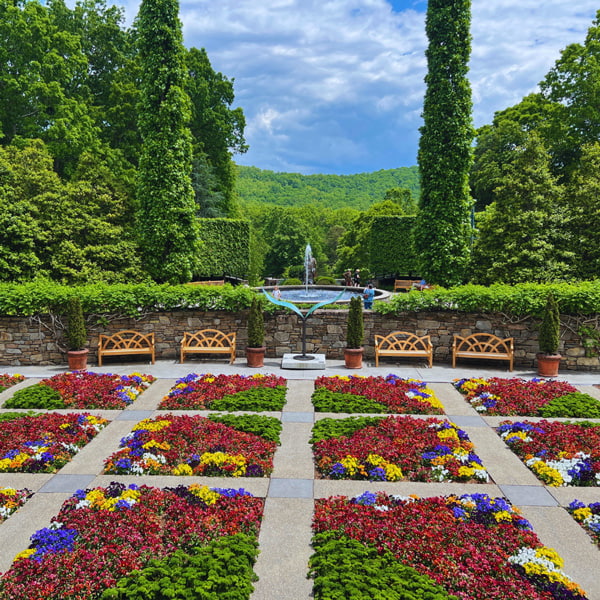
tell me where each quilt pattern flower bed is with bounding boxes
[568,500,600,546]
[454,377,582,416]
[0,482,264,600]
[311,492,587,600]
[4,371,155,410]
[498,420,600,486]
[0,413,109,473]
[159,373,287,410]
[0,374,25,393]
[312,374,444,414]
[312,415,488,482]
[0,487,31,522]
[104,415,278,477]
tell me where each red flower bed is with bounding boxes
[314,416,488,482]
[498,420,600,486]
[313,492,586,599]
[0,374,25,392]
[314,375,444,413]
[0,487,31,522]
[0,413,109,473]
[42,371,155,409]
[159,373,286,409]
[0,482,264,600]
[104,415,277,477]
[454,377,577,415]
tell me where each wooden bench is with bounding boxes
[452,333,514,371]
[394,279,421,292]
[180,329,236,364]
[98,330,155,366]
[374,331,433,367]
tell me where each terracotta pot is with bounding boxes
[67,349,89,371]
[344,347,363,369]
[246,346,266,368]
[536,353,561,377]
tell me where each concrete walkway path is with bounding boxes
[0,359,599,599]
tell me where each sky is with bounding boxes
[114,0,599,175]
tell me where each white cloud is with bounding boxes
[104,0,599,174]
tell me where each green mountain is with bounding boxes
[235,165,420,210]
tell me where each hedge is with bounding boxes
[369,215,418,276]
[196,219,250,279]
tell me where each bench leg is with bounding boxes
[375,352,379,368]
[98,353,103,367]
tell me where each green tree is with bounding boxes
[135,0,200,283]
[414,0,474,286]
[564,142,600,279]
[383,187,417,215]
[470,133,573,284]
[186,47,247,217]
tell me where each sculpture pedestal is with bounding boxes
[281,353,326,370]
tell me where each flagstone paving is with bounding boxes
[0,360,599,599]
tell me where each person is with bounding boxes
[272,285,282,300]
[412,279,431,291]
[343,269,352,286]
[362,283,375,309]
[353,269,361,287]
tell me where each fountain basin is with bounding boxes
[261,285,390,304]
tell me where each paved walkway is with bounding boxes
[0,358,599,599]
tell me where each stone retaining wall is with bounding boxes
[0,310,598,370]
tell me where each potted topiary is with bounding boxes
[537,293,561,377]
[344,295,364,368]
[246,296,266,367]
[66,296,88,370]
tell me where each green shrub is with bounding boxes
[101,533,259,600]
[207,414,282,443]
[539,392,600,418]
[346,296,364,349]
[315,276,336,285]
[538,293,560,354]
[207,388,287,413]
[246,296,265,348]
[282,277,302,285]
[0,411,41,422]
[4,384,64,409]
[66,296,87,350]
[309,531,458,600]
[310,416,383,444]
[311,388,389,413]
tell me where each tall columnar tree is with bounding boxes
[135,0,200,283]
[414,0,474,286]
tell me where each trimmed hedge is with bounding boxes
[377,281,600,316]
[4,384,64,409]
[196,219,250,279]
[369,215,418,276]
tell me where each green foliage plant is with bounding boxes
[310,416,383,444]
[66,296,87,350]
[281,277,302,286]
[196,219,250,279]
[538,293,560,355]
[207,387,286,412]
[346,296,364,349]
[309,531,458,600]
[578,325,600,357]
[101,533,259,600]
[315,276,336,285]
[369,216,418,276]
[247,296,265,348]
[207,414,282,443]
[414,0,474,287]
[539,392,600,418]
[0,411,40,422]
[311,388,390,414]
[4,384,64,409]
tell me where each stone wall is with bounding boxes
[0,310,598,370]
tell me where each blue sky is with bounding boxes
[115,1,598,175]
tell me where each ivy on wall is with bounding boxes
[196,219,250,278]
[369,216,418,276]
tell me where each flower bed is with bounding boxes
[568,500,600,546]
[0,413,109,473]
[453,377,581,416]
[4,371,155,410]
[0,487,31,522]
[312,375,444,414]
[0,374,25,393]
[0,482,264,600]
[498,420,600,486]
[312,492,587,600]
[312,416,488,482]
[159,373,287,411]
[104,415,278,477]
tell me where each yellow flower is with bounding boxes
[172,463,193,476]
[0,488,17,496]
[573,507,592,522]
[384,463,403,481]
[133,419,171,432]
[493,510,513,523]
[189,484,220,505]
[14,549,36,561]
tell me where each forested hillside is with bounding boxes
[235,165,420,210]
